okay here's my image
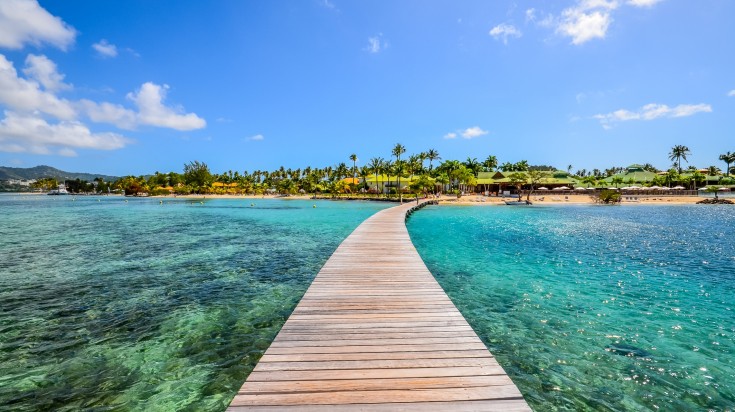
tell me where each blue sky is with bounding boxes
[0,0,733,176]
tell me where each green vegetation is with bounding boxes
[5,144,734,197]
[597,190,621,204]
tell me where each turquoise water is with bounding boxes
[407,204,735,411]
[0,195,388,411]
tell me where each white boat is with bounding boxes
[47,183,69,195]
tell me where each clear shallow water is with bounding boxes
[408,204,735,411]
[0,195,388,411]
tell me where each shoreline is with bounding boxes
[156,193,714,205]
[7,192,722,205]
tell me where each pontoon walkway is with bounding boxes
[228,201,531,411]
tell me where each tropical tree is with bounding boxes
[349,153,358,179]
[514,160,529,171]
[526,170,544,202]
[358,165,371,192]
[409,175,434,196]
[368,157,385,195]
[669,145,691,173]
[691,170,705,190]
[582,175,598,188]
[434,173,450,194]
[611,176,624,188]
[483,155,498,172]
[665,168,680,187]
[499,162,514,172]
[426,149,440,172]
[184,160,212,193]
[392,143,406,202]
[507,172,526,199]
[392,160,408,200]
[719,151,735,177]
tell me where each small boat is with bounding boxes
[47,183,69,195]
[504,200,532,205]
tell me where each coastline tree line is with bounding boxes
[25,144,735,196]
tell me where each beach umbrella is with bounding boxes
[607,187,618,190]
[621,186,632,190]
[660,187,671,191]
[574,187,587,191]
[649,186,661,190]
[537,187,549,190]
[718,187,731,191]
[672,186,685,190]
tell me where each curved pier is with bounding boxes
[228,201,530,411]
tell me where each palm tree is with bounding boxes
[349,153,358,179]
[359,165,371,193]
[392,143,406,202]
[719,151,735,177]
[691,170,705,190]
[483,155,498,172]
[383,160,393,195]
[582,175,598,188]
[426,149,440,172]
[392,160,407,200]
[669,145,691,173]
[368,157,384,196]
[463,157,482,176]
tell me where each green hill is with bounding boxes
[0,165,119,182]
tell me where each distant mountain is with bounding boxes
[0,165,119,182]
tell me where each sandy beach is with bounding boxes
[160,193,711,205]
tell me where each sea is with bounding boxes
[1,195,734,411]
[0,195,389,411]
[407,204,735,411]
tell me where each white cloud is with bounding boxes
[594,103,712,128]
[444,126,489,140]
[534,0,663,45]
[489,24,522,44]
[0,54,75,119]
[126,82,206,131]
[728,90,735,97]
[365,34,387,54]
[92,39,118,58]
[461,126,489,139]
[627,0,664,7]
[557,6,614,45]
[0,0,76,50]
[248,134,264,141]
[78,99,137,130]
[0,110,130,156]
[78,82,206,131]
[23,54,71,91]
[0,52,204,156]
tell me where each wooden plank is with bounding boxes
[230,399,531,412]
[227,201,530,411]
[258,349,493,362]
[231,386,525,406]
[239,375,513,394]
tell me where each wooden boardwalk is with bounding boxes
[228,201,531,411]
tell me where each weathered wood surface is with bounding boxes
[228,201,530,411]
